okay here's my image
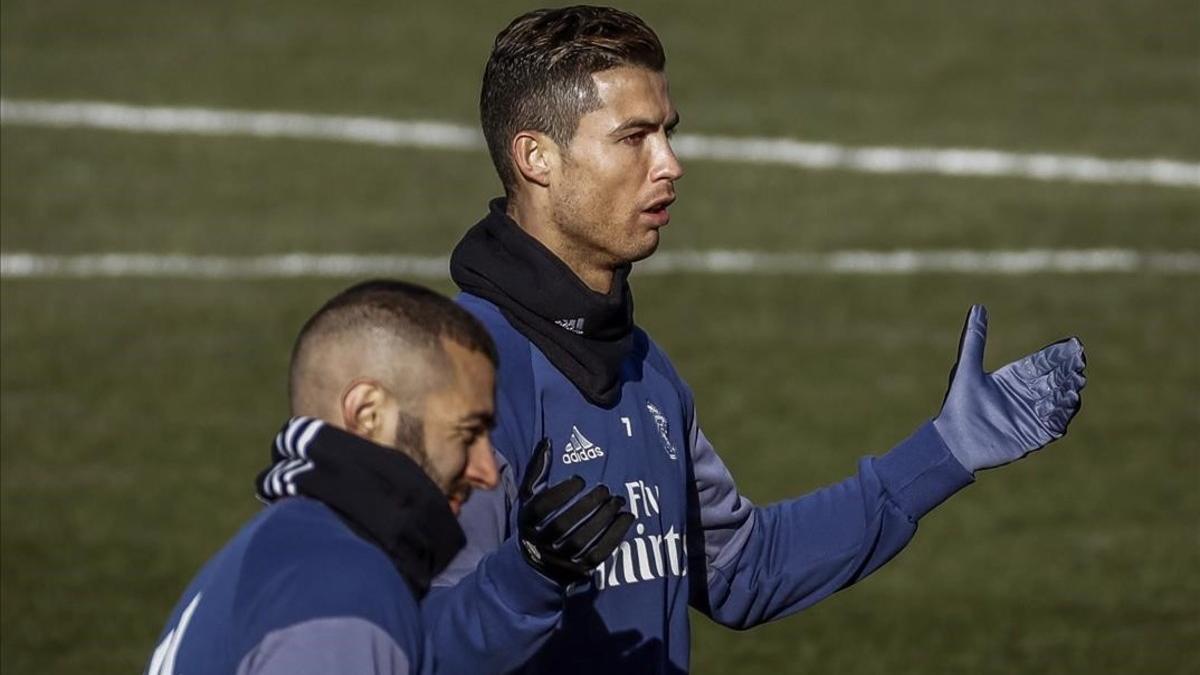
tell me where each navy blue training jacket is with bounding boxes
[146,498,427,674]
[423,293,974,674]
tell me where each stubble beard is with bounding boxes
[551,180,648,274]
[393,409,444,492]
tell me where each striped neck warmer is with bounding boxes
[255,417,465,598]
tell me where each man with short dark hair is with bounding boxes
[146,280,502,674]
[423,6,1087,674]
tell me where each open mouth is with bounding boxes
[642,196,676,225]
[644,196,676,214]
[448,486,472,512]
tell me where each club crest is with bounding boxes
[645,401,678,460]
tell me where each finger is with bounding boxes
[557,496,623,555]
[1040,362,1086,396]
[1035,384,1081,426]
[577,511,637,568]
[1046,389,1081,434]
[1053,336,1087,367]
[1036,387,1080,414]
[1028,362,1082,398]
[1060,363,1085,390]
[519,438,553,500]
[525,476,585,527]
[541,485,611,543]
[955,304,989,374]
[1030,359,1085,391]
[1041,339,1082,371]
[1024,368,1057,397]
[1011,339,1074,381]
[1058,387,1081,410]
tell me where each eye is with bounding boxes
[622,132,647,146]
[461,425,487,446]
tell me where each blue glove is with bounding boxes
[933,305,1087,473]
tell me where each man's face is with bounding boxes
[381,341,499,515]
[548,65,684,268]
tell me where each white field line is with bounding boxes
[3,250,1198,279]
[3,98,1198,188]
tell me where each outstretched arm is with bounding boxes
[689,417,970,628]
[690,305,1086,629]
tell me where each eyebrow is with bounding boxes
[610,111,681,136]
[457,411,496,430]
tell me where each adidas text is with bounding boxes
[562,425,604,464]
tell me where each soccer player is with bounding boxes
[422,6,1088,674]
[146,280,504,674]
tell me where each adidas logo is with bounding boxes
[555,317,585,334]
[562,426,605,465]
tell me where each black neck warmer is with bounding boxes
[450,198,635,407]
[255,417,465,599]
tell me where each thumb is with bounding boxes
[519,438,552,500]
[955,304,989,373]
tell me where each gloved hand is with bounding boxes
[933,305,1087,473]
[517,439,635,586]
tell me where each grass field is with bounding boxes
[2,1,1198,673]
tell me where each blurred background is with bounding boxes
[2,1,1197,672]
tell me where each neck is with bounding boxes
[506,195,615,294]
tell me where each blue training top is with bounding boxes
[146,498,427,675]
[422,293,975,674]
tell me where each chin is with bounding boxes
[628,231,661,263]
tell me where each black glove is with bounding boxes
[517,439,635,586]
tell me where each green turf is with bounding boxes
[2,277,1197,673]
[4,127,1197,255]
[3,1,1197,156]
[2,0,1199,673]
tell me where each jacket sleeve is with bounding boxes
[687,413,974,629]
[236,617,411,675]
[422,451,565,674]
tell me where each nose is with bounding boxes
[464,437,500,490]
[652,136,684,182]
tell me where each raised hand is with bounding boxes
[517,439,635,585]
[933,305,1087,473]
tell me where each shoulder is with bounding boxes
[635,327,695,414]
[457,293,531,364]
[235,500,421,648]
[457,293,538,470]
[456,293,534,394]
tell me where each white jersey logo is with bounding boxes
[562,426,605,464]
[555,317,586,334]
[593,480,687,590]
[147,592,203,675]
[645,401,678,460]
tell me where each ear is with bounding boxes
[511,131,557,188]
[341,380,386,440]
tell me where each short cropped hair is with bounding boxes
[481,5,666,193]
[288,279,498,410]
